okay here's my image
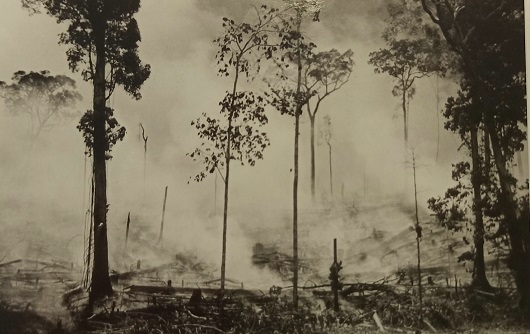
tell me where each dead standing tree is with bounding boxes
[157,186,168,246]
[140,123,148,202]
[188,5,284,314]
[125,212,130,250]
[22,0,151,304]
[410,149,423,325]
[329,238,343,312]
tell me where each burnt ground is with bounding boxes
[0,200,525,333]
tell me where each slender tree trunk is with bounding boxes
[486,117,530,315]
[332,238,339,312]
[143,137,147,200]
[328,143,333,197]
[435,75,440,164]
[125,212,130,250]
[214,172,217,215]
[309,114,316,201]
[219,111,231,322]
[292,16,302,310]
[220,57,240,314]
[412,152,422,323]
[293,106,300,308]
[157,186,168,246]
[470,126,491,290]
[402,89,408,152]
[89,19,113,303]
[401,89,409,196]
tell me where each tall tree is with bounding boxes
[188,5,282,311]
[411,150,423,324]
[368,38,445,152]
[0,70,82,139]
[268,0,323,308]
[304,49,353,200]
[427,85,493,290]
[369,0,448,154]
[420,0,529,313]
[22,0,151,303]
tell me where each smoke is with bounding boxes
[0,0,525,292]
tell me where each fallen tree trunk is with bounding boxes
[341,283,396,296]
[0,259,22,268]
[124,285,263,299]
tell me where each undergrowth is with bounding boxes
[6,286,526,333]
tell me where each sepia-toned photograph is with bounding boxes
[0,0,528,333]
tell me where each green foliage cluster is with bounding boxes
[189,5,292,183]
[369,0,448,103]
[22,0,151,157]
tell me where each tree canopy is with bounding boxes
[22,0,151,101]
[0,70,82,138]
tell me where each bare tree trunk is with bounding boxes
[89,19,113,303]
[309,114,316,201]
[412,152,422,324]
[332,238,339,312]
[219,116,231,321]
[402,89,409,196]
[292,103,300,308]
[125,212,130,250]
[470,126,491,290]
[140,124,148,203]
[157,186,168,246]
[214,172,217,215]
[292,16,302,310]
[435,75,440,164]
[220,57,241,316]
[328,142,333,198]
[402,89,408,152]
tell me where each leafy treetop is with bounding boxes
[21,0,151,100]
[0,70,82,137]
[188,91,269,182]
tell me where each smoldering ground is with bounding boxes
[0,0,527,291]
